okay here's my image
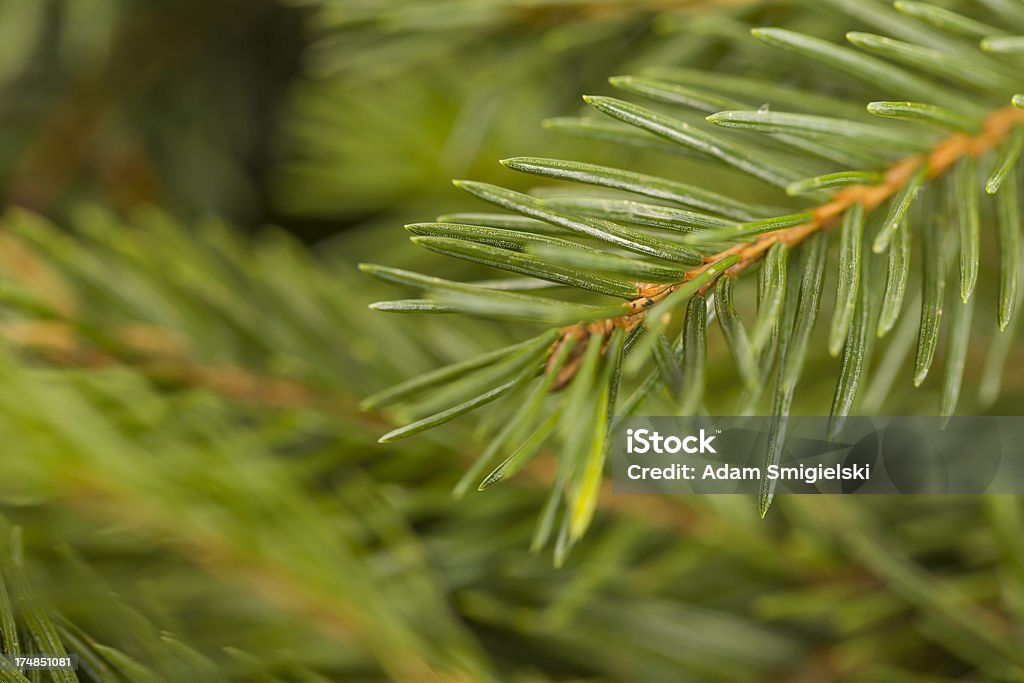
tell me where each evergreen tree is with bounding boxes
[0,1,1021,681]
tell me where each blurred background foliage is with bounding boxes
[0,0,1020,681]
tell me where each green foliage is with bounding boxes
[4,205,1019,681]
[369,0,1024,540]
[273,0,741,221]
[0,206,508,681]
[2,1,1024,681]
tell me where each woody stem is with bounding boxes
[554,104,1024,363]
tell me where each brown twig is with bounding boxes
[4,100,1024,574]
[547,105,1024,387]
[0,319,388,425]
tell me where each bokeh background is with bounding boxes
[0,1,1021,681]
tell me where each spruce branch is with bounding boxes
[61,472,482,683]
[366,1,1024,549]
[8,4,1024,680]
[0,320,372,418]
[547,104,1024,389]
[0,301,723,552]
